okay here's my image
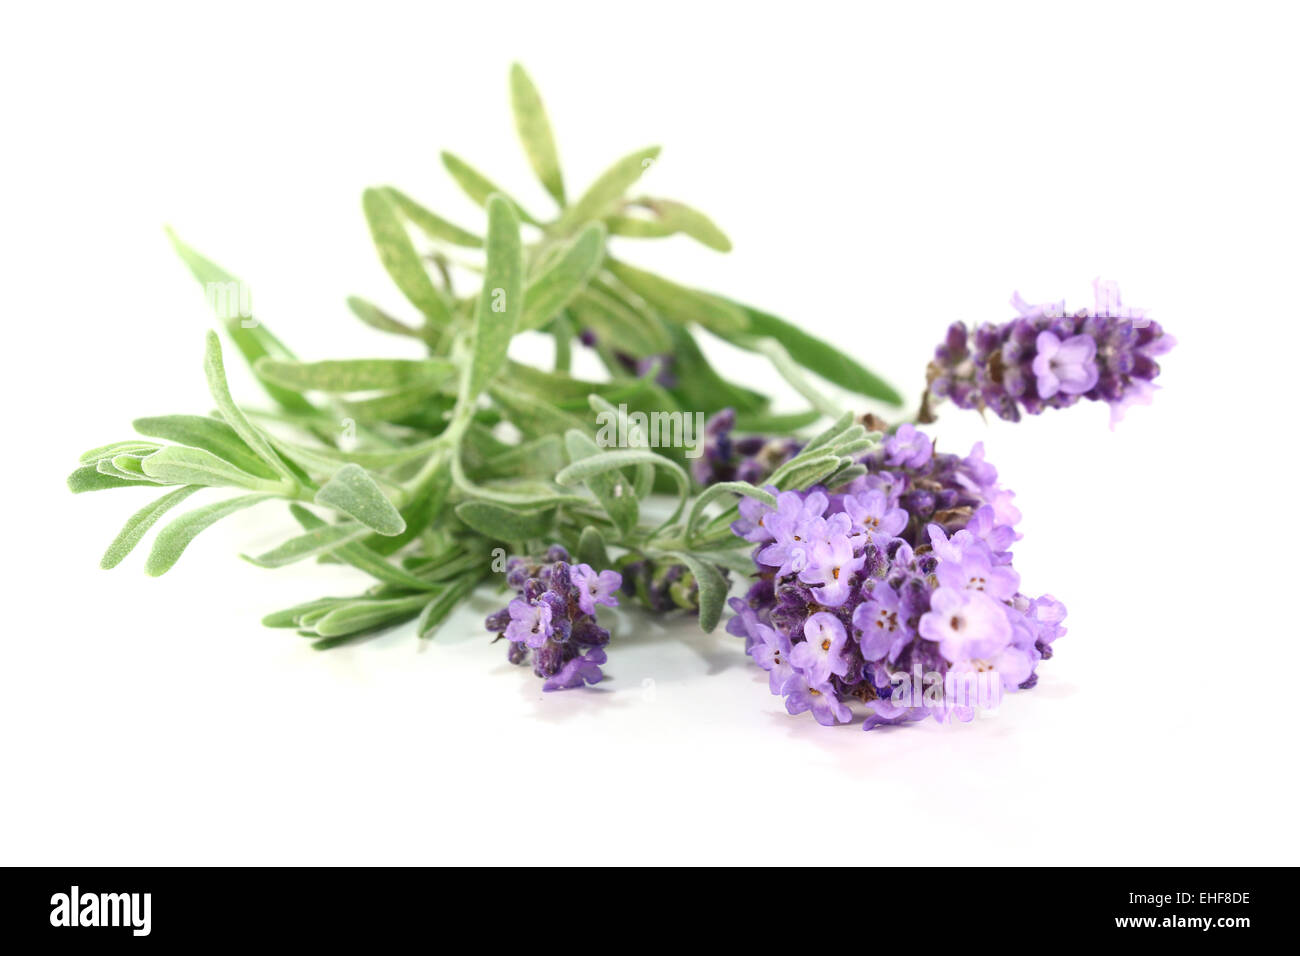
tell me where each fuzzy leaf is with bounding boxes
[314,464,406,536]
[362,187,452,326]
[145,494,273,576]
[663,550,728,633]
[100,485,202,569]
[203,331,298,484]
[141,445,281,490]
[509,63,565,206]
[132,414,280,480]
[576,526,611,569]
[311,594,430,638]
[345,296,422,338]
[440,152,539,225]
[607,199,732,251]
[290,505,435,588]
[564,430,637,536]
[454,500,555,540]
[604,259,748,335]
[243,521,371,569]
[255,357,456,393]
[520,223,606,332]
[382,187,482,248]
[559,146,660,230]
[417,576,480,639]
[67,465,149,493]
[461,196,524,403]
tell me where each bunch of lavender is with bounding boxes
[923,279,1176,425]
[484,546,620,691]
[726,425,1066,729]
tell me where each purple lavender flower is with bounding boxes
[571,563,621,616]
[504,598,553,648]
[726,424,1068,730]
[924,280,1174,425]
[781,671,852,726]
[694,409,802,487]
[486,546,620,691]
[788,612,850,682]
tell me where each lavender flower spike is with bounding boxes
[923,280,1174,425]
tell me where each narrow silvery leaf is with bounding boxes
[719,300,903,406]
[559,146,660,230]
[97,456,164,483]
[243,521,371,569]
[663,550,728,633]
[254,357,456,393]
[417,577,479,639]
[262,597,347,629]
[289,504,435,588]
[79,440,161,464]
[569,287,671,358]
[607,199,732,252]
[67,465,149,493]
[454,500,555,540]
[133,414,281,480]
[509,63,565,206]
[382,187,483,248]
[662,324,767,414]
[346,296,421,339]
[488,382,587,438]
[203,331,298,484]
[165,228,314,414]
[564,430,637,536]
[519,223,606,332]
[101,485,202,569]
[555,448,689,532]
[311,595,430,638]
[440,152,539,225]
[145,494,273,576]
[604,259,748,335]
[141,445,282,490]
[362,187,452,326]
[314,464,406,536]
[461,195,523,403]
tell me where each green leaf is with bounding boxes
[243,520,371,568]
[556,448,688,533]
[314,464,406,536]
[79,440,162,464]
[145,494,273,576]
[67,465,150,493]
[509,63,565,206]
[488,382,587,438]
[607,199,732,251]
[461,195,524,403]
[132,414,280,480]
[439,152,539,225]
[165,228,315,414]
[100,485,202,569]
[97,455,164,483]
[345,296,422,339]
[454,500,555,540]
[519,223,606,332]
[262,597,348,629]
[604,258,748,335]
[141,445,284,490]
[255,357,456,393]
[203,331,298,486]
[576,526,611,568]
[290,505,435,588]
[417,576,481,639]
[559,146,660,230]
[361,187,452,326]
[662,550,728,633]
[662,323,767,414]
[568,287,670,358]
[311,594,430,638]
[382,187,483,248]
[564,430,638,536]
[685,482,777,546]
[720,300,903,406]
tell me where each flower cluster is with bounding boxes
[692,407,804,487]
[924,279,1175,426]
[727,426,1066,729]
[485,546,621,691]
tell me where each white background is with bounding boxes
[2,1,1297,865]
